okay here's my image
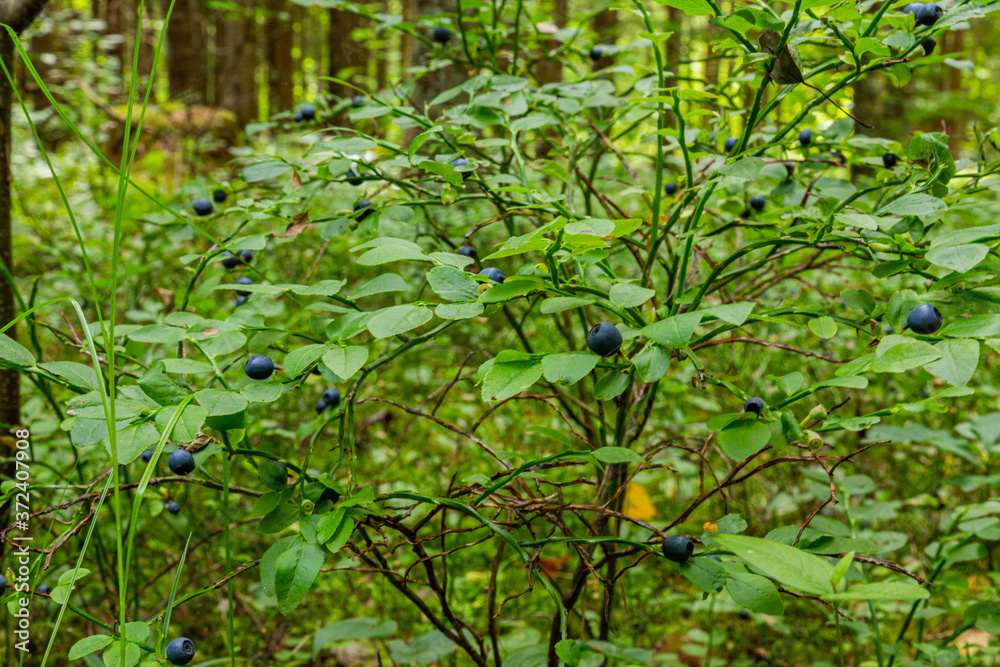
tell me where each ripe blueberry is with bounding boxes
[168,449,196,475]
[323,387,341,408]
[300,104,316,121]
[213,189,227,203]
[450,157,472,180]
[478,267,506,283]
[743,397,765,415]
[235,295,247,308]
[245,354,275,380]
[293,111,303,122]
[0,575,6,588]
[906,304,942,334]
[235,277,253,296]
[433,26,451,44]
[193,199,213,216]
[661,535,694,563]
[587,322,623,357]
[167,501,180,515]
[221,252,239,269]
[739,609,750,620]
[346,168,362,186]
[922,37,936,54]
[354,200,374,221]
[916,2,942,25]
[458,245,477,259]
[724,136,738,152]
[665,182,677,195]
[36,584,51,595]
[315,399,328,413]
[783,161,795,178]
[352,95,366,106]
[166,637,197,665]
[141,450,153,463]
[239,249,253,263]
[750,195,766,211]
[799,128,812,146]
[589,46,602,61]
[883,152,900,169]
[903,2,923,17]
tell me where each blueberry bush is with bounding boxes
[4,0,1000,665]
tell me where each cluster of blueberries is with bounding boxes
[192,189,228,217]
[293,104,316,124]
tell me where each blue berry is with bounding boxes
[193,199,213,216]
[478,267,506,284]
[662,536,694,563]
[587,322,623,357]
[166,637,196,665]
[167,449,196,475]
[245,354,275,380]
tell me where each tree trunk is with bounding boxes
[409,0,461,122]
[592,8,617,71]
[215,0,258,125]
[266,0,293,114]
[0,34,17,437]
[328,6,363,101]
[164,0,208,103]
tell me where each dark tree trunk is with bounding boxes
[266,0,293,113]
[0,35,17,437]
[216,0,258,124]
[164,0,208,103]
[328,6,362,101]
[0,0,51,562]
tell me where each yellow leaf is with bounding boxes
[623,483,657,521]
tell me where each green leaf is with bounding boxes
[831,551,854,589]
[939,315,1000,338]
[481,357,543,402]
[154,404,207,442]
[717,417,771,459]
[436,302,485,320]
[259,460,288,491]
[823,581,930,602]
[69,635,113,660]
[676,556,725,593]
[322,346,369,380]
[479,279,542,303]
[642,312,703,348]
[102,640,140,667]
[713,533,835,596]
[284,344,333,378]
[313,619,398,657]
[926,339,979,387]
[593,370,630,400]
[38,361,98,389]
[879,193,947,218]
[541,353,597,384]
[808,316,838,339]
[275,541,324,614]
[0,333,35,368]
[925,243,990,274]
[609,283,656,308]
[104,423,159,465]
[631,344,670,382]
[427,266,481,302]
[122,621,150,643]
[555,639,581,667]
[726,573,784,615]
[138,361,188,406]
[243,160,292,182]
[194,389,250,431]
[872,339,941,373]
[367,305,434,338]
[260,535,297,597]
[351,273,407,299]
[592,447,643,464]
[701,302,755,326]
[539,297,595,314]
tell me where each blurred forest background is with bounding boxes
[22,0,998,165]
